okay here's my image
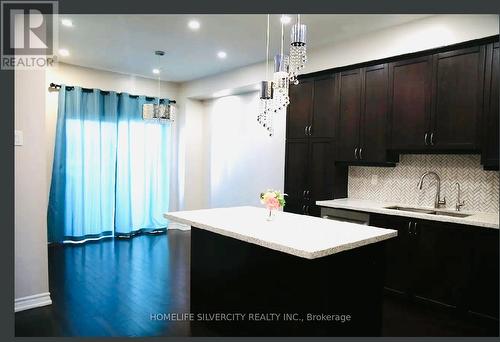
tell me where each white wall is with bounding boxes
[176,98,208,210]
[15,69,51,309]
[202,92,286,208]
[45,63,181,210]
[177,14,499,210]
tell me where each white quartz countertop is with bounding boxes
[164,206,397,259]
[316,198,499,229]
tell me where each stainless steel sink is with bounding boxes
[384,206,471,218]
[384,206,436,214]
[433,211,471,218]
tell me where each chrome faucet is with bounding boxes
[417,171,446,209]
[455,182,465,211]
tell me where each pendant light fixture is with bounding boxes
[272,15,290,113]
[289,14,307,85]
[258,14,275,136]
[257,14,309,136]
[142,50,175,123]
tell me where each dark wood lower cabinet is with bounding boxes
[369,213,499,319]
[411,221,470,309]
[283,199,323,218]
[370,215,410,295]
[468,227,500,319]
[191,227,386,336]
[284,139,347,217]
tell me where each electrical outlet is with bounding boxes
[14,130,23,146]
[370,174,378,186]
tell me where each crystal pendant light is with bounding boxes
[272,16,290,113]
[289,14,307,85]
[142,50,174,123]
[258,14,275,136]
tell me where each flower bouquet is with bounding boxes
[260,189,286,221]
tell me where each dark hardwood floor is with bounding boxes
[15,230,191,337]
[15,230,498,337]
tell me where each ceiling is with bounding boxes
[57,14,432,83]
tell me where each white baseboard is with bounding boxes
[15,292,52,312]
[168,222,191,231]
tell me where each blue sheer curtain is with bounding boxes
[115,94,170,236]
[48,86,170,243]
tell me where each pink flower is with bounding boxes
[266,197,280,210]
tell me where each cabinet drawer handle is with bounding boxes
[424,133,428,145]
[430,133,434,146]
[359,148,363,160]
[354,147,358,160]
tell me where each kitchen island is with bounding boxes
[165,206,397,336]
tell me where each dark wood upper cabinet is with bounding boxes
[311,77,336,138]
[389,56,433,150]
[361,64,389,163]
[287,81,313,139]
[431,46,485,150]
[336,69,362,162]
[482,42,499,170]
[336,65,391,163]
[287,77,336,139]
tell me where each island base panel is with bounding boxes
[190,227,386,336]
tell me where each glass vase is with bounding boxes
[266,208,276,221]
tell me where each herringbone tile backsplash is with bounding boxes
[348,155,499,213]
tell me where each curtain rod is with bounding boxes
[48,83,176,104]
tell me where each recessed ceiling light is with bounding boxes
[61,18,73,27]
[188,20,200,30]
[152,68,160,74]
[280,15,291,25]
[58,48,70,57]
[217,51,227,59]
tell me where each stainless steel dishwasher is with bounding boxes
[320,207,370,225]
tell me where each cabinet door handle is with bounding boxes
[302,190,306,197]
[359,147,363,160]
[413,222,417,235]
[408,221,412,234]
[304,126,308,136]
[354,147,358,160]
[306,190,310,199]
[306,205,310,215]
[308,126,312,136]
[424,133,429,146]
[302,205,306,214]
[430,133,434,146]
